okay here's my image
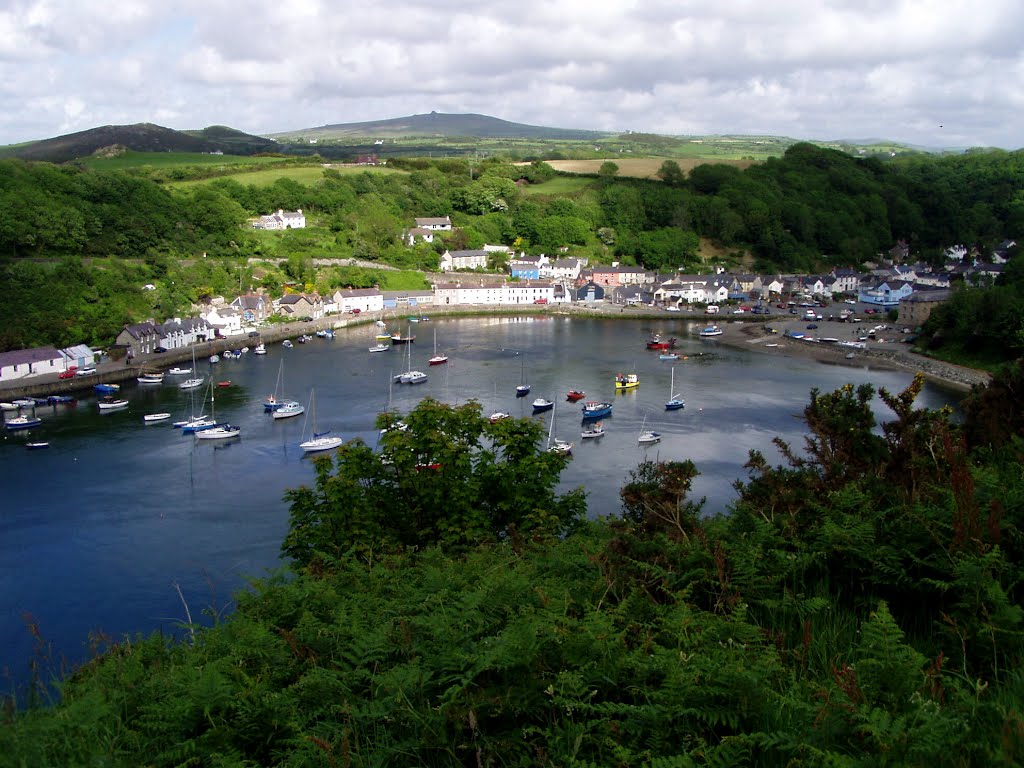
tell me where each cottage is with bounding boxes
[116,321,161,357]
[277,293,324,319]
[230,293,270,324]
[898,289,950,327]
[414,216,452,231]
[0,346,65,381]
[332,287,385,314]
[158,317,213,349]
[252,209,306,230]
[439,249,489,272]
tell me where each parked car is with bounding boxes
[75,366,97,376]
[664,305,680,312]
[154,346,167,353]
[533,298,548,304]
[58,367,78,379]
[351,308,361,314]
[806,323,819,330]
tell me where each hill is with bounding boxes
[0,123,279,163]
[268,110,612,142]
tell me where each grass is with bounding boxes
[519,177,595,195]
[167,163,406,190]
[79,151,287,170]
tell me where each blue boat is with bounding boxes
[532,398,554,413]
[94,383,120,394]
[581,401,613,420]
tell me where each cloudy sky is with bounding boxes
[2,0,1022,149]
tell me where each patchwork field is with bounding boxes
[544,157,756,179]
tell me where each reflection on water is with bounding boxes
[0,316,964,692]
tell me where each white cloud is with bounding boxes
[0,0,1021,148]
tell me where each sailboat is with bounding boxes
[665,366,685,411]
[428,327,448,365]
[299,389,343,453]
[194,381,240,440]
[264,359,289,412]
[515,353,530,397]
[394,328,427,384]
[177,378,217,433]
[547,402,572,456]
[638,415,661,444]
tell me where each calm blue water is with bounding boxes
[0,316,963,697]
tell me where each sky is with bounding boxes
[1,0,1022,149]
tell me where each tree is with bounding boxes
[656,160,686,187]
[598,161,619,180]
[282,399,585,567]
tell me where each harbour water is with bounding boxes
[0,316,964,697]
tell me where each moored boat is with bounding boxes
[137,372,164,384]
[179,377,204,389]
[25,441,49,450]
[646,335,677,350]
[98,397,128,411]
[581,422,605,439]
[489,412,511,423]
[699,325,723,338]
[614,372,640,391]
[94,383,120,394]
[532,398,554,413]
[168,367,192,375]
[5,415,42,430]
[581,401,613,420]
[143,412,171,423]
[566,389,586,402]
[369,343,389,353]
[272,400,305,420]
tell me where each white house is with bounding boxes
[404,227,436,246]
[332,287,385,313]
[414,216,452,231]
[0,346,65,382]
[201,306,244,337]
[253,209,306,230]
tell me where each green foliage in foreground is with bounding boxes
[3,370,1024,766]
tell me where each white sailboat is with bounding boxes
[194,382,240,440]
[546,401,573,456]
[638,415,661,444]
[299,389,343,454]
[394,328,427,384]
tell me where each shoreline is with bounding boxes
[0,305,993,399]
[713,320,990,392]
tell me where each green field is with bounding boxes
[167,163,406,190]
[519,176,595,195]
[79,151,288,170]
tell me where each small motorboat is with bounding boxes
[532,398,554,413]
[282,340,293,348]
[168,367,192,375]
[369,343,389,353]
[6,415,42,430]
[98,397,129,411]
[26,441,50,450]
[581,422,605,439]
[143,412,171,423]
[217,380,232,388]
[566,389,586,402]
[179,377,204,389]
[489,412,511,423]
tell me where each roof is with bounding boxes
[0,346,63,367]
[336,288,382,297]
[122,321,159,340]
[415,216,451,226]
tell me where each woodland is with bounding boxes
[2,141,1024,763]
[0,144,1023,365]
[2,364,1024,765]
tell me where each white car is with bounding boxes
[75,366,97,376]
[664,306,680,312]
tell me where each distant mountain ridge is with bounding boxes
[0,123,279,164]
[267,111,612,141]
